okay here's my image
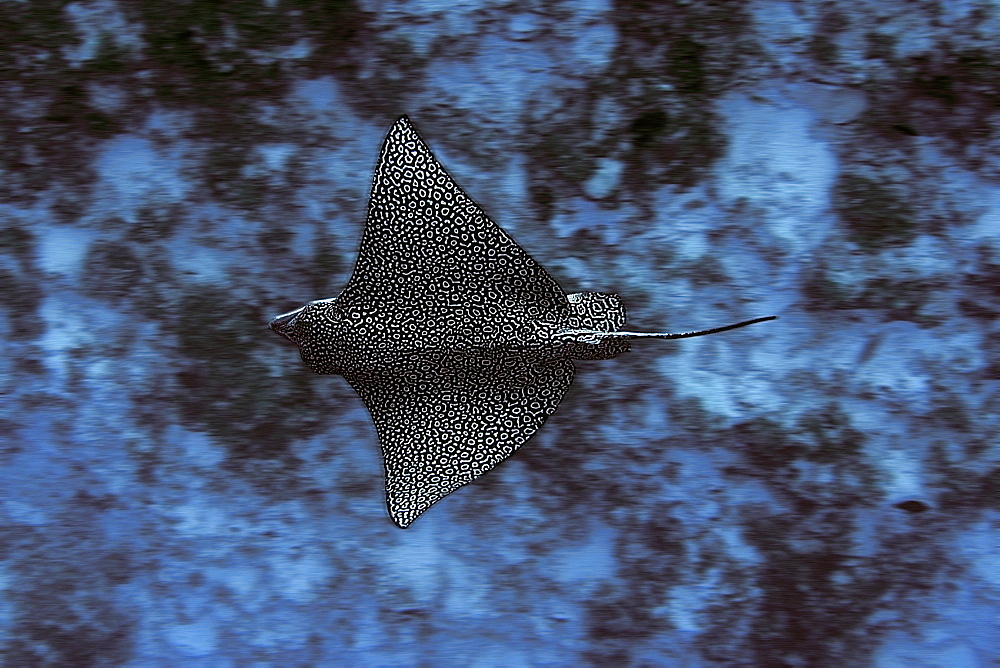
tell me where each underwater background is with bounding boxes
[1,0,998,665]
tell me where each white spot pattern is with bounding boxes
[272,116,631,528]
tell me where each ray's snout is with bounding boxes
[269,306,303,342]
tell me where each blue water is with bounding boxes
[1,1,997,665]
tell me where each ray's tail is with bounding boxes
[558,315,777,343]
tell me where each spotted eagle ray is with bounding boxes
[270,116,776,528]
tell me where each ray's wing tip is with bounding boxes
[387,494,422,529]
[389,508,418,529]
[386,115,421,147]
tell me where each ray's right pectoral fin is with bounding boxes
[344,358,574,528]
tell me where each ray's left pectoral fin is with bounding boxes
[344,358,575,528]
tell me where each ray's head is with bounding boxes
[269,298,348,375]
[268,306,305,343]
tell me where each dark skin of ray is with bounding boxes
[269,116,777,527]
